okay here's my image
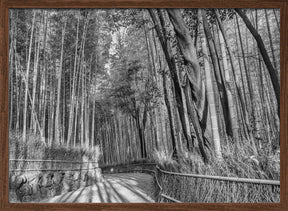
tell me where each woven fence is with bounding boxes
[101,162,280,203]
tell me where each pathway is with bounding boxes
[41,173,155,203]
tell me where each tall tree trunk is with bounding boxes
[149,9,191,153]
[91,100,95,148]
[54,18,67,145]
[80,68,85,147]
[30,18,41,133]
[67,16,80,146]
[40,11,48,142]
[216,15,239,142]
[14,26,21,134]
[202,9,234,139]
[236,14,253,115]
[166,9,210,162]
[23,11,36,143]
[256,9,271,145]
[264,9,277,70]
[9,11,15,131]
[134,109,147,158]
[198,10,222,160]
[235,9,280,116]
[214,9,250,141]
[162,72,178,158]
[157,45,178,157]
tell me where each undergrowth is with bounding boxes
[153,141,280,203]
[9,132,102,175]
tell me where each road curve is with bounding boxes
[41,173,155,203]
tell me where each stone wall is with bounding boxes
[9,162,102,202]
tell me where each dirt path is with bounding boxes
[41,173,155,203]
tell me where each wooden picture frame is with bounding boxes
[0,0,287,210]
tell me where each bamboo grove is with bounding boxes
[9,9,280,168]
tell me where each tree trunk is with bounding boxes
[135,110,147,158]
[235,9,280,116]
[23,11,36,143]
[214,9,250,141]
[148,9,191,150]
[264,10,277,70]
[202,9,234,139]
[166,9,210,162]
[67,16,80,146]
[30,18,41,133]
[9,11,15,131]
[198,10,222,160]
[236,14,254,116]
[216,14,239,142]
[54,18,67,145]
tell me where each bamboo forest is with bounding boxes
[8,8,280,203]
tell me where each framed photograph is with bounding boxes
[0,0,287,210]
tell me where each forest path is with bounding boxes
[41,173,155,203]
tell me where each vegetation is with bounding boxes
[153,141,280,202]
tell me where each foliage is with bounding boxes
[9,131,101,165]
[153,140,280,202]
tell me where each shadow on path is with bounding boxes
[40,173,155,203]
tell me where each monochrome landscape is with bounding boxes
[8,8,280,203]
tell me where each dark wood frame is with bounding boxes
[0,0,287,210]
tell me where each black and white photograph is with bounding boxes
[8,8,280,203]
